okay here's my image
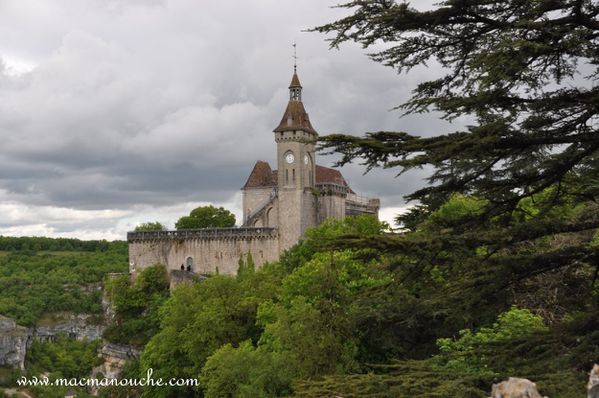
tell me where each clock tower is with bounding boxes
[274,69,317,251]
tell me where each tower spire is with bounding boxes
[289,41,302,101]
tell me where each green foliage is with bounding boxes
[426,194,488,228]
[195,220,393,396]
[22,334,100,398]
[0,236,125,252]
[140,264,284,397]
[0,246,127,325]
[175,205,236,230]
[435,307,548,376]
[136,203,596,398]
[134,222,166,232]
[280,215,387,272]
[201,341,293,398]
[292,361,492,398]
[312,1,599,336]
[237,252,255,279]
[102,264,170,346]
[0,367,22,388]
[26,334,101,379]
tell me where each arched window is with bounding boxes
[186,257,194,272]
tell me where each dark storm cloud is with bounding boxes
[0,0,457,238]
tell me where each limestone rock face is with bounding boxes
[0,315,30,370]
[490,377,547,398]
[92,342,141,380]
[33,313,104,342]
[589,364,599,398]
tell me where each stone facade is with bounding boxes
[128,69,380,278]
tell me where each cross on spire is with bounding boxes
[292,41,298,72]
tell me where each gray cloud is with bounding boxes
[0,0,463,238]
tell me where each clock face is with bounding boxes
[304,155,309,165]
[285,152,295,164]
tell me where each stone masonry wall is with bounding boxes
[317,192,346,224]
[242,187,275,225]
[128,228,279,276]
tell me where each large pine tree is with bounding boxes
[314,0,599,318]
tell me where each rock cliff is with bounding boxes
[94,342,141,379]
[33,313,104,342]
[0,315,29,370]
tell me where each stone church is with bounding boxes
[128,69,380,277]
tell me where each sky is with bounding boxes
[0,0,468,240]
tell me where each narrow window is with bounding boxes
[292,169,296,182]
[286,169,289,184]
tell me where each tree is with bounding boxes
[133,221,166,232]
[314,0,599,216]
[140,266,285,397]
[313,1,599,314]
[201,341,293,398]
[175,205,236,230]
[102,264,170,347]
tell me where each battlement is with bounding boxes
[127,227,278,242]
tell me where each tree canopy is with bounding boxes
[175,205,236,230]
[133,222,166,232]
[0,241,127,325]
[314,0,599,216]
[312,0,599,312]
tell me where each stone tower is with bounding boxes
[274,70,318,251]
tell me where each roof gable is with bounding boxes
[242,161,276,189]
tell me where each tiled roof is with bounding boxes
[289,72,301,88]
[273,101,317,135]
[243,162,353,193]
[242,161,276,189]
[315,165,353,193]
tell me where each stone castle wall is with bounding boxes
[128,228,279,276]
[317,184,348,223]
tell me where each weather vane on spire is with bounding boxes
[292,40,298,72]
